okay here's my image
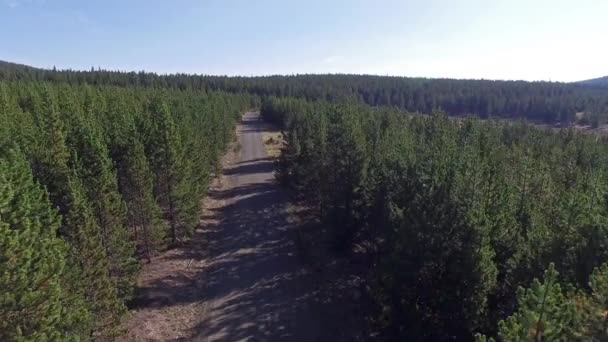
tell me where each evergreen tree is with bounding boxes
[62,175,125,338]
[324,104,368,249]
[103,90,167,259]
[144,94,190,243]
[0,76,251,339]
[70,96,138,302]
[582,263,608,340]
[30,86,72,214]
[0,148,88,341]
[478,264,582,341]
[122,138,167,260]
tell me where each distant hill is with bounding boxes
[0,60,41,71]
[0,60,45,79]
[577,76,608,87]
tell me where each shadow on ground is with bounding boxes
[127,112,369,342]
[131,179,328,341]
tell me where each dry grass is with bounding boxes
[262,130,284,158]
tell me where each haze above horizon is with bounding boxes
[1,0,606,82]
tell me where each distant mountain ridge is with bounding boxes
[0,60,42,70]
[577,76,608,87]
[2,59,608,87]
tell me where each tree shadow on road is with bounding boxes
[126,113,371,341]
[223,160,275,177]
[130,179,329,341]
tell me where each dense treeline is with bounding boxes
[580,76,608,88]
[263,97,608,340]
[2,60,608,125]
[3,60,608,340]
[241,75,608,124]
[0,80,249,340]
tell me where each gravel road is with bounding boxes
[193,112,322,341]
[118,112,349,342]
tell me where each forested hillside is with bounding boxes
[0,77,250,339]
[579,76,608,88]
[2,61,608,125]
[262,97,608,340]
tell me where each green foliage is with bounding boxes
[3,61,608,340]
[62,175,125,338]
[67,106,138,302]
[479,262,608,341]
[582,263,608,340]
[121,137,167,261]
[496,264,582,341]
[0,76,250,339]
[265,96,608,340]
[144,94,191,243]
[3,61,608,124]
[0,148,88,341]
[324,104,369,249]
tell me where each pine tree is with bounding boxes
[19,83,127,338]
[62,175,125,338]
[122,138,167,260]
[70,97,138,302]
[30,85,72,214]
[479,263,582,341]
[144,94,190,243]
[582,262,608,340]
[0,83,19,146]
[104,92,167,260]
[1,87,38,157]
[325,104,368,249]
[0,148,88,341]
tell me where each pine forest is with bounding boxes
[2,62,608,341]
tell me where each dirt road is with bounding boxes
[193,112,322,341]
[120,112,330,341]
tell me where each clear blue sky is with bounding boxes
[1,0,606,81]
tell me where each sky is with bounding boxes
[1,0,607,82]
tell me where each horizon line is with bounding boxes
[2,59,602,84]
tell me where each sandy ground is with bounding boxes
[116,112,369,342]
